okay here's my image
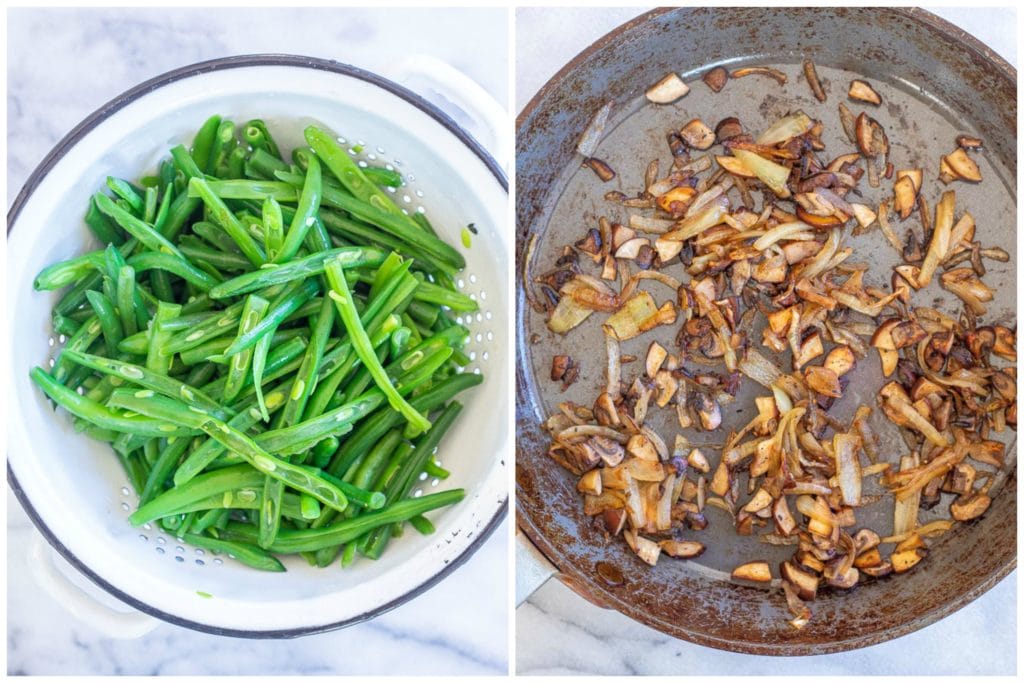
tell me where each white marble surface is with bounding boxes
[516,6,1017,676]
[7,7,508,676]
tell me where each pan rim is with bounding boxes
[515,6,1016,656]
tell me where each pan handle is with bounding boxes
[516,526,558,606]
[390,54,510,170]
[29,531,160,639]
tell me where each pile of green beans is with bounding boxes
[30,115,482,572]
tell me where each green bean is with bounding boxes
[178,327,304,367]
[179,242,252,272]
[423,460,451,479]
[53,315,102,383]
[61,350,222,414]
[192,221,243,255]
[304,126,411,227]
[262,196,284,261]
[325,257,430,434]
[152,184,175,235]
[52,312,82,337]
[328,372,481,477]
[259,474,286,549]
[299,495,322,520]
[146,302,181,376]
[94,193,183,258]
[207,119,236,175]
[172,389,287,486]
[115,266,142,336]
[106,177,145,215]
[187,179,297,202]
[407,515,435,535]
[126,252,220,292]
[247,147,289,179]
[85,290,123,351]
[34,251,104,291]
[224,295,269,403]
[364,401,462,558]
[84,195,124,245]
[188,177,266,267]
[219,489,464,554]
[277,154,321,262]
[311,435,340,468]
[280,296,333,426]
[363,166,403,188]
[244,119,281,158]
[107,390,350,513]
[164,299,248,354]
[190,115,222,172]
[30,368,196,438]
[208,246,385,299]
[138,436,191,506]
[221,279,318,357]
[143,186,158,223]
[183,533,285,572]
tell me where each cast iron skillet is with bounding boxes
[516,8,1016,655]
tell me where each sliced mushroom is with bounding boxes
[582,157,616,182]
[732,560,772,582]
[660,540,706,558]
[942,148,982,183]
[680,119,716,150]
[703,66,729,92]
[646,72,690,104]
[848,79,882,105]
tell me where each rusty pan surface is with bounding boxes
[516,7,1016,655]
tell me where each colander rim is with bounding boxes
[7,52,508,639]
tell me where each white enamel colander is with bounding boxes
[7,55,509,637]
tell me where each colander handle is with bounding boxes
[29,532,160,639]
[391,54,510,170]
[516,526,557,606]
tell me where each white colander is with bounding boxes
[6,55,509,637]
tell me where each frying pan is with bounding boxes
[515,7,1016,655]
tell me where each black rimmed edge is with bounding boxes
[7,53,508,640]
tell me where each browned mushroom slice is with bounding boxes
[803,59,827,102]
[646,72,690,104]
[891,548,924,573]
[781,561,819,600]
[892,175,918,220]
[992,326,1016,361]
[824,345,856,377]
[655,186,697,215]
[956,134,983,150]
[890,320,927,349]
[680,119,716,150]
[614,237,650,260]
[848,79,882,105]
[551,355,571,381]
[660,540,706,558]
[623,529,662,566]
[731,66,787,85]
[805,366,842,398]
[732,560,772,582]
[645,341,667,378]
[793,332,825,370]
[855,113,878,157]
[582,157,616,182]
[703,66,728,92]
[942,148,982,182]
[715,116,744,142]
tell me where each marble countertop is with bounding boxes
[7,7,508,676]
[515,6,1016,676]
